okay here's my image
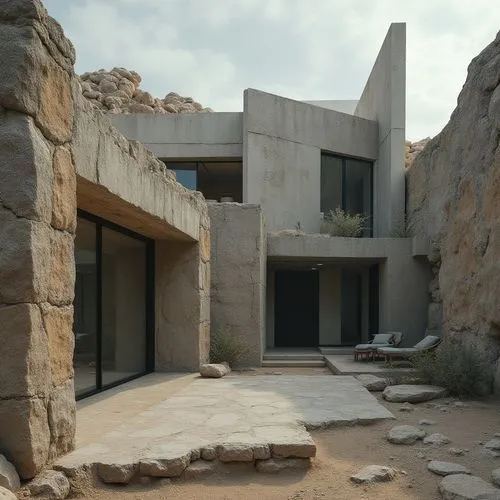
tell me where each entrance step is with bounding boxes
[319,347,353,355]
[261,359,326,368]
[263,353,324,361]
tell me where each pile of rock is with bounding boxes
[405,138,430,168]
[79,67,213,115]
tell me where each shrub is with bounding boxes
[391,212,415,238]
[411,340,494,397]
[209,328,250,367]
[322,208,369,238]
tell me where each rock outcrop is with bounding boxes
[405,138,430,169]
[79,68,213,115]
[407,30,500,384]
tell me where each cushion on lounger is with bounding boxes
[414,335,440,350]
[371,333,395,344]
[355,343,392,350]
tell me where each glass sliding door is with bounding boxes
[73,211,154,399]
[73,218,98,397]
[101,228,147,386]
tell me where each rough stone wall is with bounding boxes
[0,0,211,478]
[208,203,266,367]
[407,31,500,386]
[0,0,77,479]
[405,138,430,169]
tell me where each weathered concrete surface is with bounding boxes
[355,23,406,237]
[243,89,378,233]
[407,30,500,386]
[209,203,266,366]
[55,375,393,480]
[268,234,431,348]
[111,112,243,159]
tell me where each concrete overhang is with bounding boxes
[267,233,413,261]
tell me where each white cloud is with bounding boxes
[44,0,500,140]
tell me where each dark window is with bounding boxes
[165,160,243,202]
[73,211,154,399]
[320,153,373,236]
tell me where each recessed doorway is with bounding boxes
[274,270,319,348]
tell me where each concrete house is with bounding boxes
[109,22,429,367]
[0,1,431,479]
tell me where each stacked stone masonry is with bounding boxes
[0,0,77,479]
[0,0,211,479]
[79,69,213,115]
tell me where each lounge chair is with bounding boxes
[354,332,403,361]
[376,334,441,362]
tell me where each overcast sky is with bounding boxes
[44,0,499,140]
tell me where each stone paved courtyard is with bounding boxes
[55,374,393,483]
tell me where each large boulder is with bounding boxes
[383,385,447,403]
[407,31,500,381]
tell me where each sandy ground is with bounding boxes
[77,378,500,500]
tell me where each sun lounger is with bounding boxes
[377,334,441,362]
[354,332,403,361]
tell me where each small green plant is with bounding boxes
[391,212,415,238]
[209,328,250,368]
[322,208,369,238]
[411,340,494,397]
[294,221,302,231]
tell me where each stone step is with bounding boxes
[261,359,326,368]
[263,353,324,361]
[319,347,353,355]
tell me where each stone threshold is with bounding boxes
[53,439,315,487]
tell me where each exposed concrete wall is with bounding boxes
[0,0,210,478]
[355,23,406,237]
[155,231,210,372]
[110,113,243,160]
[268,233,430,347]
[208,203,266,366]
[243,89,378,233]
[302,100,359,115]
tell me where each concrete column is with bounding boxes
[155,222,210,371]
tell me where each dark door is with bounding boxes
[341,269,362,345]
[274,270,319,347]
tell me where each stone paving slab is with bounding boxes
[56,375,393,481]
